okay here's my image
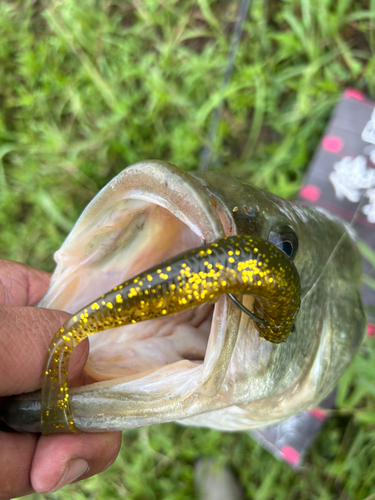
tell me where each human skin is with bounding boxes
[0,260,122,499]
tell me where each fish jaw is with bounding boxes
[36,160,251,432]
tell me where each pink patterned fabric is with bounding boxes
[322,135,344,153]
[344,88,365,101]
[299,185,321,202]
[309,408,327,421]
[281,446,300,466]
[367,323,375,337]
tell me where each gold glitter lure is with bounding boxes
[41,235,300,434]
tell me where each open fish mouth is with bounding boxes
[32,160,252,433]
[40,161,231,389]
[48,197,216,384]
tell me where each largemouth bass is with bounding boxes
[0,160,366,434]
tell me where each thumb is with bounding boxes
[0,306,88,397]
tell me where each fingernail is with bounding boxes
[50,458,89,492]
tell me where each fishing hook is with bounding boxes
[227,293,266,325]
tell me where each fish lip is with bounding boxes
[0,391,42,433]
[76,159,225,241]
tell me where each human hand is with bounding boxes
[0,260,121,499]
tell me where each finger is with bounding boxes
[0,432,38,500]
[0,307,88,396]
[31,431,122,493]
[0,260,51,307]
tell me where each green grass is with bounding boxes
[1,0,375,498]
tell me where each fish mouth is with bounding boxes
[40,160,241,400]
[73,205,214,383]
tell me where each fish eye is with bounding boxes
[268,226,298,259]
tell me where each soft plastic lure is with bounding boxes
[41,235,300,434]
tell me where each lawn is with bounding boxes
[1,0,375,498]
